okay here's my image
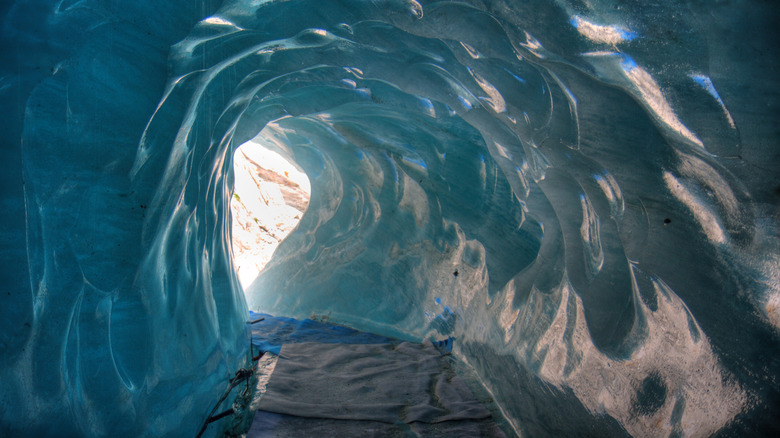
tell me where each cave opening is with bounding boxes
[230,136,311,292]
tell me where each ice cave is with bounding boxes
[1,0,779,436]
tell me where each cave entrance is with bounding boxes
[230,138,310,291]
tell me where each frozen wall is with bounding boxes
[1,0,779,436]
[0,1,246,436]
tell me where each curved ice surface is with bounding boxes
[1,0,779,436]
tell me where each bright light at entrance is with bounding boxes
[231,140,310,289]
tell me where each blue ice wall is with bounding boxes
[0,1,249,436]
[2,0,779,436]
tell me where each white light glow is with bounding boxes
[231,141,310,289]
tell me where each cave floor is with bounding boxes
[242,313,508,437]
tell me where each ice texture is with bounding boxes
[1,0,779,436]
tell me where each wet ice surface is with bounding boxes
[249,312,396,354]
[246,313,507,437]
[2,0,779,436]
[249,412,506,438]
[257,343,490,422]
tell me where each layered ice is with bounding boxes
[1,0,779,436]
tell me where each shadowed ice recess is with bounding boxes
[1,0,779,436]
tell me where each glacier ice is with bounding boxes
[1,0,779,436]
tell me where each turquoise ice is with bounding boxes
[1,0,778,436]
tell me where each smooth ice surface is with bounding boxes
[1,0,779,436]
[257,342,490,423]
[249,311,395,354]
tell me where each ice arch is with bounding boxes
[1,0,778,436]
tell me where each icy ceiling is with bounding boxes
[1,0,779,436]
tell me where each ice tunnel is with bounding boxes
[1,0,779,436]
